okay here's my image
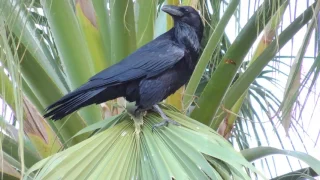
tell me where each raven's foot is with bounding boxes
[152,118,180,132]
[151,105,180,132]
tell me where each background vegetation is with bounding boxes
[0,0,320,179]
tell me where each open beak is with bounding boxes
[161,5,183,17]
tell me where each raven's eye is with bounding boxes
[182,8,190,14]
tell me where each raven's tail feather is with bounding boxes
[44,89,104,120]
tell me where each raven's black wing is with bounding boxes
[89,35,185,86]
[44,33,185,117]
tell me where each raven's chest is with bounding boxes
[156,57,196,94]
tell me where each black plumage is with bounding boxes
[44,5,204,125]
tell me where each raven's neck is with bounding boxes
[174,22,202,53]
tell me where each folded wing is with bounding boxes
[44,34,185,120]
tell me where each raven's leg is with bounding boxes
[152,104,180,131]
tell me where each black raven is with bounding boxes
[44,5,204,128]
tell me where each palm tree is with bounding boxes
[0,0,319,179]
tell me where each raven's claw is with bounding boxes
[152,118,180,132]
[151,105,181,132]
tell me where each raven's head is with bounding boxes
[161,5,203,31]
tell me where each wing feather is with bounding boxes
[90,34,185,84]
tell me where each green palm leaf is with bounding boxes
[25,109,263,180]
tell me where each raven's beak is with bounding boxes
[162,5,183,17]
